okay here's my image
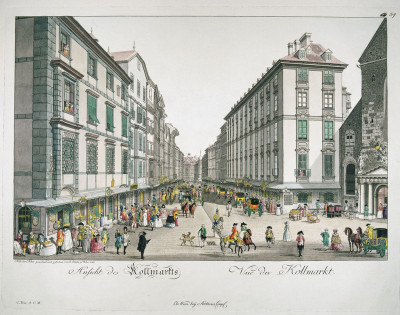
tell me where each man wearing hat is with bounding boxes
[320,228,330,250]
[265,226,274,248]
[226,200,232,217]
[238,222,247,240]
[56,227,65,255]
[137,232,151,259]
[213,209,220,230]
[198,224,207,248]
[229,223,238,241]
[366,224,374,239]
[296,231,305,257]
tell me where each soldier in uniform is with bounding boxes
[56,227,65,255]
[229,223,238,241]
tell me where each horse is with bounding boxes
[220,234,237,255]
[181,202,189,218]
[212,217,224,237]
[344,227,363,253]
[243,229,256,251]
[189,203,196,217]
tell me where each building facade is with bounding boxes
[14,17,134,237]
[225,33,350,210]
[339,19,387,219]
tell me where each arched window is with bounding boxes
[346,164,356,195]
[345,130,355,146]
[18,207,31,234]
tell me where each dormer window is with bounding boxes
[326,53,331,61]
[299,49,306,59]
[322,49,332,61]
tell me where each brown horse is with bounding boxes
[243,229,256,251]
[344,227,363,253]
[189,203,196,217]
[181,202,189,218]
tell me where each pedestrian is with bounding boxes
[115,229,122,255]
[320,228,330,250]
[173,208,179,226]
[316,199,321,214]
[364,204,369,219]
[78,222,85,248]
[198,224,207,248]
[323,201,328,216]
[383,203,388,219]
[56,227,64,255]
[13,230,23,256]
[137,231,150,259]
[283,221,291,241]
[377,203,383,219]
[226,201,232,217]
[83,226,92,253]
[296,231,305,257]
[90,230,103,253]
[265,226,274,248]
[101,227,110,251]
[366,223,374,239]
[71,226,79,248]
[123,227,130,255]
[330,229,343,251]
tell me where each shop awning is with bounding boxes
[268,182,341,190]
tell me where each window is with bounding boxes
[143,87,146,102]
[345,164,356,195]
[298,91,307,107]
[122,114,128,137]
[324,155,334,177]
[324,70,334,84]
[62,134,75,174]
[267,155,270,175]
[137,80,141,98]
[324,121,333,140]
[324,192,335,202]
[261,155,264,175]
[298,69,308,82]
[106,146,115,174]
[324,93,333,108]
[266,82,270,93]
[345,130,355,146]
[130,74,134,91]
[298,154,307,173]
[106,72,114,91]
[60,31,70,57]
[274,95,278,111]
[63,80,75,114]
[88,55,97,78]
[266,99,270,115]
[138,132,142,151]
[273,74,278,86]
[106,105,115,132]
[274,154,278,175]
[255,156,258,177]
[326,53,331,61]
[261,104,264,117]
[122,150,128,174]
[267,127,270,144]
[86,140,98,174]
[249,157,252,178]
[299,50,306,59]
[298,120,307,139]
[137,106,142,123]
[117,86,121,97]
[297,192,309,203]
[87,94,100,125]
[274,123,278,142]
[121,84,126,101]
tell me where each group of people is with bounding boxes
[320,228,343,251]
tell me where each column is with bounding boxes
[368,183,374,219]
[359,183,365,218]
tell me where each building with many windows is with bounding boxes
[14,17,134,237]
[183,154,200,183]
[339,19,387,219]
[225,32,350,211]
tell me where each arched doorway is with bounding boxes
[376,185,388,218]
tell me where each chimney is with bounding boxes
[288,42,294,55]
[294,40,300,52]
[300,33,312,47]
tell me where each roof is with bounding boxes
[110,50,137,62]
[184,156,199,165]
[280,43,347,65]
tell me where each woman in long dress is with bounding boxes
[82,227,92,253]
[62,227,73,252]
[155,214,163,228]
[71,226,79,248]
[90,231,103,253]
[377,203,384,219]
[13,230,24,256]
[330,229,343,251]
[283,221,291,242]
[142,209,148,227]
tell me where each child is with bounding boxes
[265,226,274,248]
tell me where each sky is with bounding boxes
[76,16,383,157]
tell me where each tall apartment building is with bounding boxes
[225,33,350,210]
[14,17,133,237]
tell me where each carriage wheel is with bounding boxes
[379,243,386,258]
[363,246,368,255]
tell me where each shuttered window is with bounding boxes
[106,105,115,131]
[88,94,100,125]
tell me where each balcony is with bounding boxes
[295,169,311,178]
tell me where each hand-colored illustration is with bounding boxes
[13,16,388,261]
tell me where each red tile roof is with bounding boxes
[280,43,346,65]
[110,50,137,62]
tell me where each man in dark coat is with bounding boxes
[137,232,150,259]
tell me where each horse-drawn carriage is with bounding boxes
[181,194,196,218]
[218,188,227,198]
[362,228,387,258]
[245,198,260,216]
[236,192,245,206]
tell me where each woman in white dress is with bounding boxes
[155,214,163,228]
[13,230,24,256]
[142,209,148,227]
[62,227,73,252]
[283,221,291,241]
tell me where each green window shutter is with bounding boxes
[88,95,100,124]
[324,121,333,140]
[298,120,307,139]
[122,115,127,137]
[106,106,114,131]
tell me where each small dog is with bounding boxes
[180,232,195,246]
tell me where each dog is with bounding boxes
[180,232,195,246]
